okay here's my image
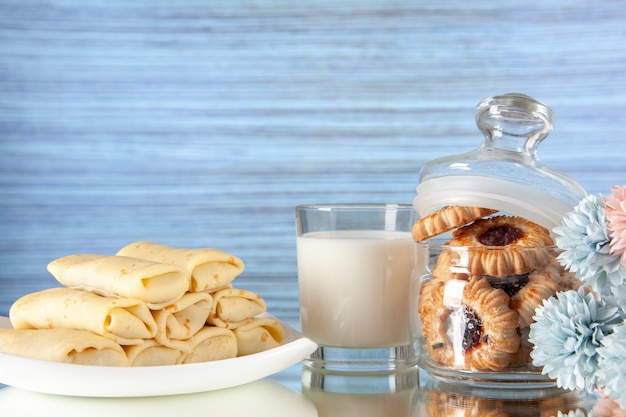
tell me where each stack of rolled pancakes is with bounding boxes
[0,241,285,366]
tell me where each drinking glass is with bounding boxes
[296,203,417,373]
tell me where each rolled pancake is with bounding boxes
[153,292,213,349]
[47,254,189,307]
[232,317,285,356]
[178,326,238,364]
[116,241,244,292]
[124,339,182,366]
[9,287,157,345]
[0,328,128,366]
[207,287,267,328]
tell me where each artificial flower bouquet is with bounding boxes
[529,185,626,413]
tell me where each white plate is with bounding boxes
[0,315,317,397]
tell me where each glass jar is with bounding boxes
[412,238,582,387]
[410,93,587,388]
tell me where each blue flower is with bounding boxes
[529,290,626,392]
[597,320,626,408]
[553,194,626,294]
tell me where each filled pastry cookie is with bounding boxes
[419,276,520,371]
[412,206,497,242]
[457,277,521,370]
[448,215,554,276]
[509,260,581,328]
[431,248,470,281]
[419,279,455,367]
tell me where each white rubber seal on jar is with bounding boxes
[413,176,574,231]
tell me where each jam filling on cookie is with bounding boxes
[461,306,483,354]
[478,224,523,246]
[485,273,530,296]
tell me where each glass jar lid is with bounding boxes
[413,93,587,230]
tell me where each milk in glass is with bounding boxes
[297,230,415,348]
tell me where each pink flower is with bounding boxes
[593,394,626,417]
[604,185,626,266]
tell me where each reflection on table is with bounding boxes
[417,378,591,417]
[301,367,623,417]
[302,366,419,417]
[1,365,624,417]
[0,377,317,417]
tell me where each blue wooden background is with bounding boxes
[1,0,625,332]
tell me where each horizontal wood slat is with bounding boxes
[1,1,625,330]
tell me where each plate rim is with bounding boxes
[0,315,316,397]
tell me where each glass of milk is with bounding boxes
[296,204,417,373]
